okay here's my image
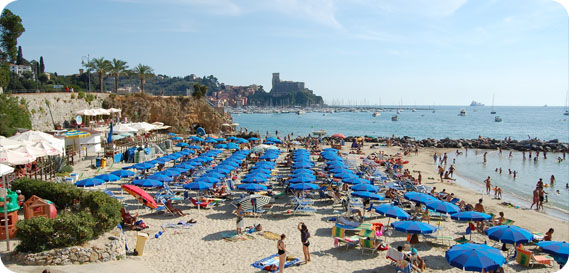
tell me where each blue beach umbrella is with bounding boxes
[147,174,173,182]
[350,184,379,192]
[351,191,384,200]
[227,136,238,141]
[446,243,505,272]
[176,142,189,147]
[214,144,227,149]
[226,143,240,149]
[404,192,437,204]
[242,176,268,184]
[374,204,411,220]
[236,138,248,144]
[170,136,183,141]
[111,169,135,178]
[184,181,213,191]
[248,137,259,141]
[451,211,492,222]
[75,178,104,187]
[290,183,318,191]
[195,176,220,184]
[343,177,371,185]
[289,175,316,183]
[292,169,314,175]
[188,145,201,149]
[244,172,271,179]
[334,172,357,180]
[485,225,534,244]
[133,179,163,188]
[205,139,218,143]
[266,137,281,143]
[95,173,121,182]
[167,132,177,137]
[391,221,438,234]
[536,241,569,261]
[237,183,268,192]
[425,200,461,214]
[202,172,225,179]
[133,163,154,170]
[157,169,181,177]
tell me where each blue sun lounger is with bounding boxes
[251,254,300,272]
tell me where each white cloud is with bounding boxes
[111,0,241,15]
[350,0,468,17]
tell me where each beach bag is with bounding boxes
[265,264,277,271]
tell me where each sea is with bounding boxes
[233,106,569,220]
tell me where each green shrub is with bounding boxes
[85,93,95,103]
[12,178,122,252]
[70,93,76,99]
[61,165,73,173]
[77,91,85,99]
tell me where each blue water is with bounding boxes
[233,106,569,141]
[233,106,569,216]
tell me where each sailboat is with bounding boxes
[490,93,497,115]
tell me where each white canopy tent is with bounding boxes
[112,124,138,134]
[0,137,24,149]
[28,141,64,156]
[11,144,48,158]
[130,122,157,132]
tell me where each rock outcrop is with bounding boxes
[103,93,231,134]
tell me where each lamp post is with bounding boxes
[81,55,91,92]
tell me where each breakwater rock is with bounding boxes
[103,93,230,134]
[337,136,569,152]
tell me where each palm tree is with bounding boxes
[132,64,154,93]
[110,58,128,93]
[87,57,112,92]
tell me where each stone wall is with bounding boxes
[13,92,108,131]
[7,231,126,266]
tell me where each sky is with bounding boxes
[4,0,569,106]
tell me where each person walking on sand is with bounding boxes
[298,222,311,264]
[277,234,287,273]
[530,188,539,210]
[433,153,438,164]
[484,176,492,195]
[235,203,244,234]
[483,152,488,163]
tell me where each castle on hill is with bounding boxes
[270,73,313,96]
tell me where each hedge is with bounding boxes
[12,178,122,252]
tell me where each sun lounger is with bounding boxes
[104,190,125,202]
[332,225,360,249]
[189,197,214,209]
[454,237,471,244]
[250,254,300,272]
[516,247,554,268]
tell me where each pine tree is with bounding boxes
[16,45,22,65]
[39,56,45,73]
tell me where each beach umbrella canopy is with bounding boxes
[167,132,177,137]
[404,192,437,204]
[195,176,220,184]
[425,200,461,214]
[214,144,227,149]
[242,176,268,183]
[157,169,181,177]
[236,138,248,144]
[329,167,351,173]
[95,173,121,182]
[374,204,411,220]
[343,177,371,185]
[290,183,318,191]
[226,143,240,149]
[266,137,281,143]
[10,144,48,158]
[0,148,36,165]
[122,184,158,209]
[331,133,346,139]
[536,241,569,260]
[184,181,213,191]
[289,175,316,183]
[189,136,204,142]
[170,136,183,141]
[227,136,238,141]
[391,221,437,234]
[147,174,173,182]
[350,184,379,192]
[291,169,314,175]
[248,137,259,141]
[75,178,104,187]
[485,225,534,244]
[237,183,268,192]
[176,142,189,147]
[334,172,357,180]
[0,163,14,176]
[205,139,218,143]
[446,243,505,272]
[202,172,225,179]
[133,179,163,188]
[111,169,135,178]
[351,191,384,200]
[188,145,201,149]
[133,163,154,170]
[451,211,492,222]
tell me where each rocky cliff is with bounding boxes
[102,93,230,134]
[14,93,107,131]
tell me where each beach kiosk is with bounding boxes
[0,189,20,240]
[23,195,57,220]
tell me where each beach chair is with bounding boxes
[359,238,383,256]
[104,190,125,202]
[332,226,359,249]
[516,246,554,268]
[453,236,471,245]
[189,197,214,209]
[293,202,316,215]
[121,208,138,229]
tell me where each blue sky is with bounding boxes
[5,0,569,106]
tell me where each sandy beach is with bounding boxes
[3,143,568,273]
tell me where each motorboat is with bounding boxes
[372,112,381,117]
[495,116,502,122]
[458,109,467,116]
[391,115,398,121]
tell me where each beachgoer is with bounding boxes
[438,166,444,182]
[484,176,491,195]
[409,248,426,271]
[474,199,485,231]
[538,187,545,211]
[417,172,422,184]
[433,153,438,164]
[449,165,455,178]
[496,187,502,199]
[235,203,244,234]
[550,175,555,186]
[544,228,554,241]
[277,234,286,273]
[530,188,539,210]
[513,171,517,179]
[298,223,311,264]
[483,152,487,163]
[494,211,505,226]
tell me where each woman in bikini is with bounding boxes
[298,222,311,264]
[277,234,286,273]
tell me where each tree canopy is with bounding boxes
[0,9,25,63]
[0,94,31,136]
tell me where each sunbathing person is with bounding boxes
[166,200,186,217]
[493,211,505,226]
[409,248,426,272]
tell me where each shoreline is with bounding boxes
[453,172,569,222]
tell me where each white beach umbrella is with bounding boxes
[107,108,122,113]
[0,163,14,176]
[0,148,36,165]
[130,122,156,132]
[76,109,98,116]
[11,144,48,158]
[94,108,111,115]
[9,131,65,153]
[113,124,138,134]
[29,141,63,156]
[0,137,24,149]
